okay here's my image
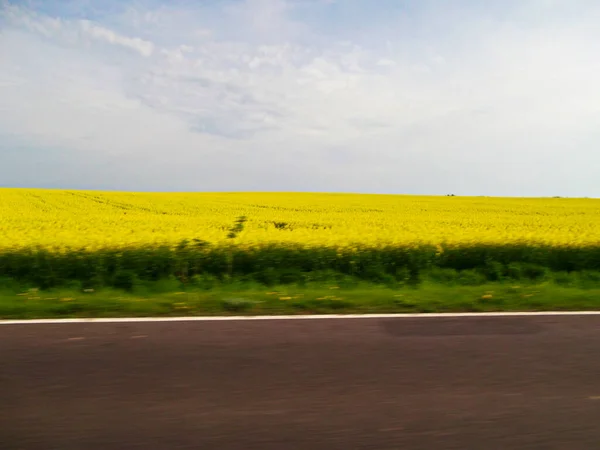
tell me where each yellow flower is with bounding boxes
[1,189,598,257]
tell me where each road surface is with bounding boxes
[2,315,600,449]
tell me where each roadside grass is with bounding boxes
[1,278,599,319]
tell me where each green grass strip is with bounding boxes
[2,281,599,319]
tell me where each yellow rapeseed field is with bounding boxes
[1,188,599,251]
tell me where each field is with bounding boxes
[1,188,599,317]
[2,189,600,250]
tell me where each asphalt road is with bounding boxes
[2,315,600,449]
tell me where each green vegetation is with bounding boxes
[2,238,599,318]
[1,242,600,291]
[1,269,599,319]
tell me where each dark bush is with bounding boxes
[0,242,599,289]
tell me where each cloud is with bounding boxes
[1,0,600,196]
[1,4,155,56]
[79,20,154,56]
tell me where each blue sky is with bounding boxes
[1,0,600,196]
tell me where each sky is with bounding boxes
[1,0,600,197]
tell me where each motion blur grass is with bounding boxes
[2,278,599,319]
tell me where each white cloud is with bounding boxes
[1,0,600,196]
[79,20,154,56]
[376,58,396,67]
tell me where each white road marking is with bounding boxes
[1,311,600,325]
